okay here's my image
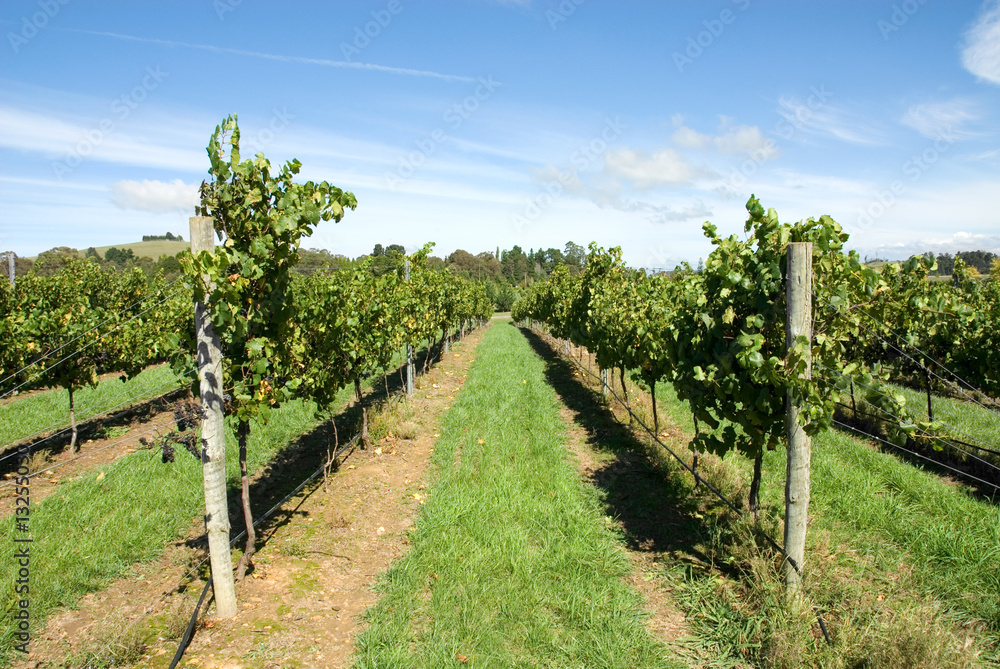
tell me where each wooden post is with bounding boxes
[190,216,238,618]
[5,252,13,286]
[784,242,812,598]
[601,368,609,398]
[405,259,414,397]
[924,366,934,421]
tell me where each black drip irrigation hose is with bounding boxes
[168,577,213,669]
[79,325,487,667]
[830,399,1000,477]
[528,326,833,645]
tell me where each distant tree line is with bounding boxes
[3,247,186,282]
[5,239,596,312]
[141,232,184,242]
[922,250,996,275]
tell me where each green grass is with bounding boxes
[892,381,1000,449]
[353,322,681,669]
[0,364,184,449]
[649,378,1000,666]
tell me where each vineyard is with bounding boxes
[1,118,999,668]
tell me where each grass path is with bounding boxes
[352,321,682,669]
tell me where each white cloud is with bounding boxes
[109,179,199,213]
[714,124,776,157]
[604,148,707,189]
[961,0,1000,85]
[630,200,713,224]
[901,99,980,139]
[671,126,711,150]
[671,120,778,160]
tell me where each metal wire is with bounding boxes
[1,284,187,400]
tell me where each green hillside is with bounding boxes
[85,239,189,259]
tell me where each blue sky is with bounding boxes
[1,0,998,270]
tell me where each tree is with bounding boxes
[105,247,137,264]
[185,114,357,581]
[32,247,79,276]
[564,241,586,269]
[372,243,384,257]
[542,247,565,273]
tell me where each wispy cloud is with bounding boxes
[961,0,1000,86]
[109,178,199,213]
[628,200,713,224]
[901,99,981,139]
[776,97,885,145]
[59,28,477,83]
[0,106,202,172]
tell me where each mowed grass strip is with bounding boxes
[353,322,680,669]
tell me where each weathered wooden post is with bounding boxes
[405,259,414,396]
[190,215,238,618]
[784,242,812,599]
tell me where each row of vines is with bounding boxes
[0,114,494,635]
[513,196,1000,511]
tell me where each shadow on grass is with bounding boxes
[519,327,716,569]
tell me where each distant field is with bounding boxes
[85,239,189,259]
[27,239,190,261]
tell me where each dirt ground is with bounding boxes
[13,324,490,669]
